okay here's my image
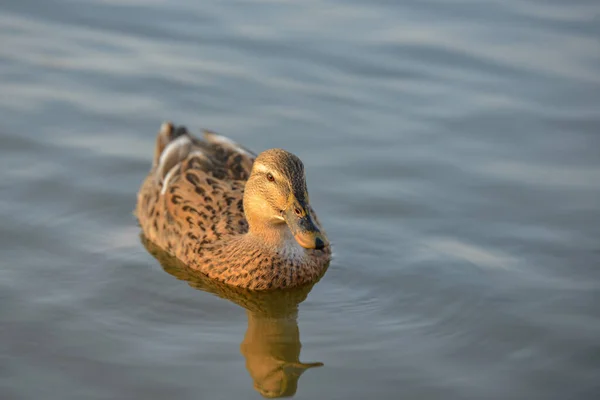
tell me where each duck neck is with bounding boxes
[247,221,299,251]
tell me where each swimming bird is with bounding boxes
[136,122,331,290]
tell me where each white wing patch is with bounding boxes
[159,147,211,195]
[160,163,180,195]
[156,135,191,184]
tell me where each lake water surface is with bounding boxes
[1,1,600,399]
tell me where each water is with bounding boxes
[1,0,599,399]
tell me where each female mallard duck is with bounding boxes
[136,122,331,290]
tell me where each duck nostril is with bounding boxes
[294,208,302,216]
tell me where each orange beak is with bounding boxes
[284,201,328,250]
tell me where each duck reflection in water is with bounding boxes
[142,236,326,398]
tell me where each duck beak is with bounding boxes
[284,201,328,250]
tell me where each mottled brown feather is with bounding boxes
[136,122,331,290]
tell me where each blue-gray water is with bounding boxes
[1,1,599,399]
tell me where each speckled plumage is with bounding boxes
[136,122,331,290]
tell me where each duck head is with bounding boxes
[243,149,328,250]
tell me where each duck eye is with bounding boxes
[266,173,275,182]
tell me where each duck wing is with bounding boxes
[137,122,255,253]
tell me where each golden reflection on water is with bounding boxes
[142,236,325,398]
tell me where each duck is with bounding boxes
[136,122,331,290]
